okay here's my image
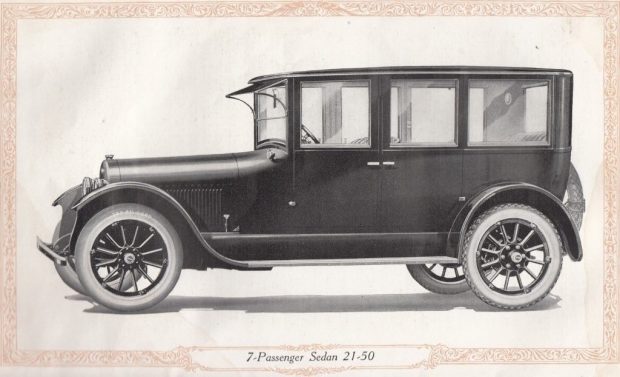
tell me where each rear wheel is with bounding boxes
[406,263,469,294]
[75,203,183,312]
[462,204,563,309]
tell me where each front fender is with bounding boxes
[72,181,178,211]
[52,184,82,247]
[70,181,249,268]
[449,182,583,262]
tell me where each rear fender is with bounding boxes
[448,183,582,262]
[70,182,246,269]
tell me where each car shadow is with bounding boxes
[68,291,562,315]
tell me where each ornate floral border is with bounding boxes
[0,1,618,374]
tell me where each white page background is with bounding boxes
[16,15,604,356]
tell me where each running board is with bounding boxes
[244,256,458,268]
[203,232,451,265]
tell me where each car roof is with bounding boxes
[248,66,572,83]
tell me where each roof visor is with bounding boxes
[225,79,280,98]
[226,79,283,117]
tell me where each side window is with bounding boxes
[390,79,457,146]
[300,81,370,147]
[468,79,549,145]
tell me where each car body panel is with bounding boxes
[379,148,463,233]
[290,150,380,232]
[101,149,287,184]
[448,182,582,261]
[40,66,581,270]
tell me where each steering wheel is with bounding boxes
[301,124,320,144]
[258,139,287,149]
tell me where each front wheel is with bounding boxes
[52,223,136,296]
[75,203,183,312]
[51,222,88,295]
[462,204,563,309]
[55,257,87,296]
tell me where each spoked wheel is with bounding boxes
[89,219,164,297]
[52,222,136,296]
[463,204,562,309]
[406,263,469,294]
[425,263,465,283]
[75,203,183,312]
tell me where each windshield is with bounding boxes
[255,83,287,147]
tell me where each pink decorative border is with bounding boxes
[0,1,618,374]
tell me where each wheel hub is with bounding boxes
[510,252,523,263]
[500,245,526,271]
[123,252,136,265]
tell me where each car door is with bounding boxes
[288,76,381,233]
[377,75,464,256]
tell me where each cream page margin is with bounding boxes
[0,0,615,376]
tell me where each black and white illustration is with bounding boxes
[15,15,607,372]
[37,67,586,312]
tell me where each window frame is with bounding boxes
[298,78,373,150]
[387,78,460,148]
[254,79,289,150]
[465,78,553,148]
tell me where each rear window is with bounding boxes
[390,79,457,146]
[468,79,550,145]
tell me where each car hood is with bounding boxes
[99,149,287,184]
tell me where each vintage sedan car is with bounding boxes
[37,66,586,312]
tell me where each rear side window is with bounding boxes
[468,79,550,145]
[390,79,457,146]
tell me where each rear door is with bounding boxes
[378,75,464,255]
[462,75,557,198]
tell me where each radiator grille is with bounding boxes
[163,184,226,231]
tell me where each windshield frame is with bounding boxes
[253,79,289,150]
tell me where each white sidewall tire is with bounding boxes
[406,265,469,294]
[51,221,87,296]
[75,203,183,312]
[56,256,139,296]
[54,260,87,296]
[463,204,563,309]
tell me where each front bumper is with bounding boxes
[36,236,67,265]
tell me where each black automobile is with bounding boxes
[37,66,586,312]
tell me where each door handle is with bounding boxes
[383,161,396,169]
[367,161,381,167]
